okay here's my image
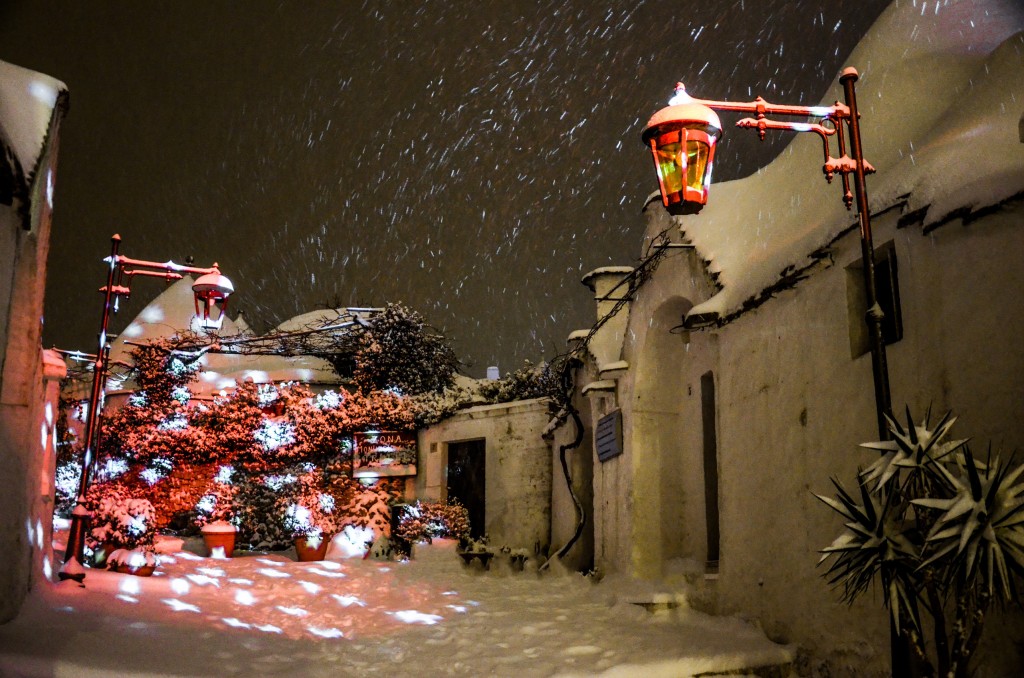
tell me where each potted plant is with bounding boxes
[279,471,343,562]
[107,548,158,577]
[394,499,470,557]
[195,468,238,558]
[457,535,494,569]
[85,485,157,572]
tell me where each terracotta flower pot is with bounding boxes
[201,521,237,558]
[108,549,157,577]
[112,562,156,577]
[294,534,332,562]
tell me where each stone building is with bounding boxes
[550,1,1024,672]
[0,59,68,622]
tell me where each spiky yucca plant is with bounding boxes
[816,408,1024,678]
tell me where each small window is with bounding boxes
[846,241,903,359]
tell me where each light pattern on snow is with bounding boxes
[97,458,129,482]
[5,535,794,676]
[254,420,296,451]
[215,465,235,485]
[314,390,342,410]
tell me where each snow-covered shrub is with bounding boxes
[816,409,1024,678]
[107,548,157,574]
[130,339,199,408]
[395,500,471,543]
[407,386,473,427]
[191,381,265,463]
[234,473,293,549]
[479,359,562,405]
[85,483,156,551]
[277,468,345,540]
[338,480,395,538]
[66,333,426,544]
[193,466,238,528]
[53,391,83,519]
[53,456,82,518]
[348,303,459,395]
[462,536,490,553]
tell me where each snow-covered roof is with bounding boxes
[103,277,340,396]
[273,307,380,333]
[0,59,67,180]
[108,277,243,365]
[659,0,1024,325]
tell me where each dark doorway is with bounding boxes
[447,439,486,539]
[700,371,720,571]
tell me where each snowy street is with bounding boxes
[0,537,793,677]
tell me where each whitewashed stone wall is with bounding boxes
[0,84,66,622]
[416,398,552,552]
[594,197,1024,673]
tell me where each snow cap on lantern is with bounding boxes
[192,269,234,330]
[642,83,722,215]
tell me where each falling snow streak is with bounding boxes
[4,0,893,375]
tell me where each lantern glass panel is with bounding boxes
[686,140,710,192]
[655,141,684,196]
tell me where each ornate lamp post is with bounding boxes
[642,68,891,439]
[642,68,906,674]
[59,234,234,583]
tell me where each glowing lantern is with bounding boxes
[641,84,722,215]
[192,271,234,326]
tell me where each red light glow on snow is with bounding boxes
[71,546,463,642]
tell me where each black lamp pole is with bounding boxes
[59,234,232,583]
[841,68,891,440]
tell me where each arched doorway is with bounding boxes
[630,297,718,578]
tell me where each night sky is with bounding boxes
[1,1,891,376]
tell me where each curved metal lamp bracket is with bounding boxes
[683,88,872,211]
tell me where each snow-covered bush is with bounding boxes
[85,483,156,551]
[107,548,157,574]
[395,500,471,543]
[348,303,459,395]
[407,386,473,428]
[233,473,293,549]
[193,466,238,528]
[816,409,1024,678]
[278,468,346,540]
[479,359,563,405]
[63,331,426,546]
[53,456,81,518]
[338,480,395,538]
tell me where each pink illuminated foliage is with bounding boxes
[66,337,413,550]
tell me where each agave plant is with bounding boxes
[816,479,921,633]
[916,446,1024,600]
[817,409,1024,678]
[858,407,967,491]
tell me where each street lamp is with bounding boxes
[641,68,891,440]
[59,234,234,583]
[642,68,905,674]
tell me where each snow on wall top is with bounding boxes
[0,59,67,179]
[660,0,1024,325]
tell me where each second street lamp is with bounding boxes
[59,233,235,583]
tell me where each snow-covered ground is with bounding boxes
[0,531,793,677]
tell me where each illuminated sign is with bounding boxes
[353,430,417,478]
